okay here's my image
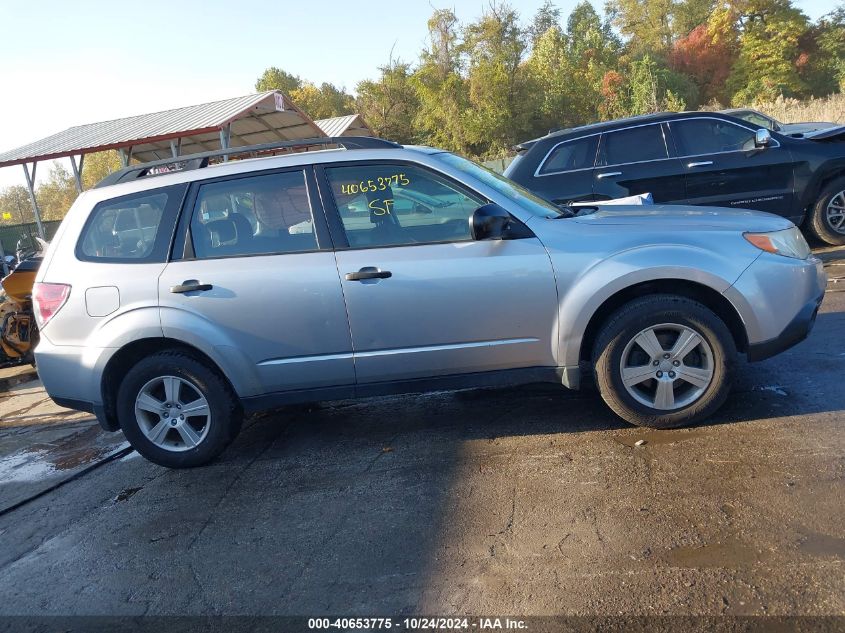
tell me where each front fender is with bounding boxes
[555,244,755,368]
[159,306,262,397]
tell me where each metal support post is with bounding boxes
[21,162,45,239]
[69,154,83,193]
[219,124,231,161]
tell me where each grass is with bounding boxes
[746,93,845,125]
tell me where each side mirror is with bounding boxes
[470,203,511,240]
[755,128,772,148]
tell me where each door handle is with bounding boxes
[687,161,714,168]
[170,280,213,293]
[345,267,392,281]
[596,171,622,179]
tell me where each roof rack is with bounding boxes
[93,136,401,189]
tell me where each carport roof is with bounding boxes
[314,114,373,137]
[0,90,325,167]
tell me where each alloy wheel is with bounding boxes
[134,375,211,452]
[826,190,845,234]
[619,323,714,411]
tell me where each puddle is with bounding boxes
[797,531,845,559]
[615,429,704,448]
[0,426,127,483]
[663,539,761,568]
[0,449,57,483]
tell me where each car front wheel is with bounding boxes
[593,295,736,428]
[116,351,242,468]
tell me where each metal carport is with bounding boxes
[0,90,324,242]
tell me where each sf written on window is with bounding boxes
[325,164,484,248]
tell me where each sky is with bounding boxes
[0,0,839,189]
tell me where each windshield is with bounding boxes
[735,110,782,132]
[438,153,562,218]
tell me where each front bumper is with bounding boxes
[725,253,826,362]
[746,291,824,361]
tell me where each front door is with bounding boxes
[158,168,354,394]
[593,122,687,203]
[318,161,559,384]
[668,117,796,216]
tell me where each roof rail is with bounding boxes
[93,136,401,189]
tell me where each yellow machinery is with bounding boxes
[0,258,39,366]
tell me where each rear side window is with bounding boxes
[77,185,186,262]
[600,124,668,166]
[538,136,598,175]
[189,170,317,259]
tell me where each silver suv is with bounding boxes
[33,137,826,468]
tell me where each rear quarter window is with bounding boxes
[76,184,187,263]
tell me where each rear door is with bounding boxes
[158,168,354,395]
[318,160,559,384]
[668,117,796,215]
[593,123,686,203]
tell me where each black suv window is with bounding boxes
[539,136,599,175]
[672,119,758,156]
[190,171,317,259]
[600,124,668,166]
[325,163,484,248]
[77,185,186,262]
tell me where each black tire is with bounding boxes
[116,351,242,468]
[807,177,845,246]
[592,295,736,429]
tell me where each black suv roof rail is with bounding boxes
[93,136,401,189]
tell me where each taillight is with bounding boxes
[33,283,71,327]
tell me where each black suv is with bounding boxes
[505,111,845,245]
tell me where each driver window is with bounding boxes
[672,119,757,156]
[325,164,484,248]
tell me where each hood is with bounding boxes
[781,121,838,136]
[798,125,845,141]
[570,204,794,232]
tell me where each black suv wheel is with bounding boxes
[808,177,845,246]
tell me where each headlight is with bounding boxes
[743,227,811,259]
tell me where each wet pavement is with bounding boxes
[0,251,842,618]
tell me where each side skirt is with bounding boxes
[240,366,579,415]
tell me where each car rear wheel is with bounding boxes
[593,295,736,429]
[116,351,242,468]
[807,177,845,246]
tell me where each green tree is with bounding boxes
[411,9,471,154]
[525,25,574,134]
[355,58,419,143]
[626,53,696,113]
[81,151,122,190]
[35,163,76,221]
[725,0,811,104]
[529,0,562,46]
[604,0,675,53]
[799,6,845,95]
[291,82,355,120]
[0,185,34,225]
[673,0,717,37]
[565,1,623,122]
[463,2,531,155]
[254,67,302,93]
